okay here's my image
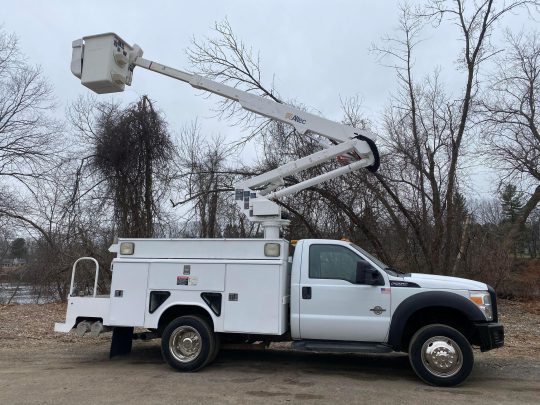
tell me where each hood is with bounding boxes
[401,273,488,290]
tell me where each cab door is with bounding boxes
[298,243,391,342]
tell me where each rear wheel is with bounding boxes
[408,324,473,387]
[206,333,221,366]
[161,315,215,372]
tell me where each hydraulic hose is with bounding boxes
[354,133,380,173]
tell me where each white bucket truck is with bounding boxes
[56,33,504,386]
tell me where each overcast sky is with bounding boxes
[2,1,535,198]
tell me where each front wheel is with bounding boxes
[161,315,215,372]
[408,324,474,387]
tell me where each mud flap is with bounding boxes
[109,327,134,358]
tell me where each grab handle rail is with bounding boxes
[69,257,100,298]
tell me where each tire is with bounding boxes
[205,333,221,366]
[161,315,215,372]
[408,324,474,387]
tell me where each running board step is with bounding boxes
[292,340,393,354]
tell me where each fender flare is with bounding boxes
[154,301,215,329]
[387,291,486,349]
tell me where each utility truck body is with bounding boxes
[56,237,503,387]
[55,32,505,386]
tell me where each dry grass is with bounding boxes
[0,302,110,348]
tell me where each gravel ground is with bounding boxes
[0,299,539,404]
[488,299,540,358]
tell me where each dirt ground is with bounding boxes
[0,300,539,405]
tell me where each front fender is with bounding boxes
[388,291,485,349]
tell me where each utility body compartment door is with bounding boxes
[298,242,391,342]
[108,262,149,327]
[223,263,286,335]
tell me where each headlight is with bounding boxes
[469,290,493,321]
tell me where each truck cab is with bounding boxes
[288,239,503,386]
[291,240,392,342]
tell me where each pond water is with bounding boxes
[0,283,57,304]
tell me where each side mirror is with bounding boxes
[356,261,384,286]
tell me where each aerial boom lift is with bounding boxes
[56,33,504,387]
[71,33,380,238]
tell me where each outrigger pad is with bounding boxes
[109,327,134,358]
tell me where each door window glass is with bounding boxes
[309,244,373,283]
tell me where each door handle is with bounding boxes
[302,286,312,299]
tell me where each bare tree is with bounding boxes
[70,95,174,238]
[187,18,283,143]
[361,1,539,274]
[0,93,177,301]
[171,120,257,238]
[0,158,115,301]
[0,27,62,301]
[422,0,540,264]
[479,30,540,248]
[0,28,60,188]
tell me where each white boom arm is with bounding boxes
[71,33,380,238]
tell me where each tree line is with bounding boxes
[0,0,539,302]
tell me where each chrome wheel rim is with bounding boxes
[421,336,463,378]
[169,326,202,363]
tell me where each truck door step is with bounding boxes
[292,340,393,354]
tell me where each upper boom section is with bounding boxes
[71,33,377,144]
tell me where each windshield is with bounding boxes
[350,244,387,268]
[350,243,401,276]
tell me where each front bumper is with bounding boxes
[474,322,504,352]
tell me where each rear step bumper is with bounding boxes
[292,340,393,354]
[54,296,111,334]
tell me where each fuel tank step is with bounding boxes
[292,340,393,354]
